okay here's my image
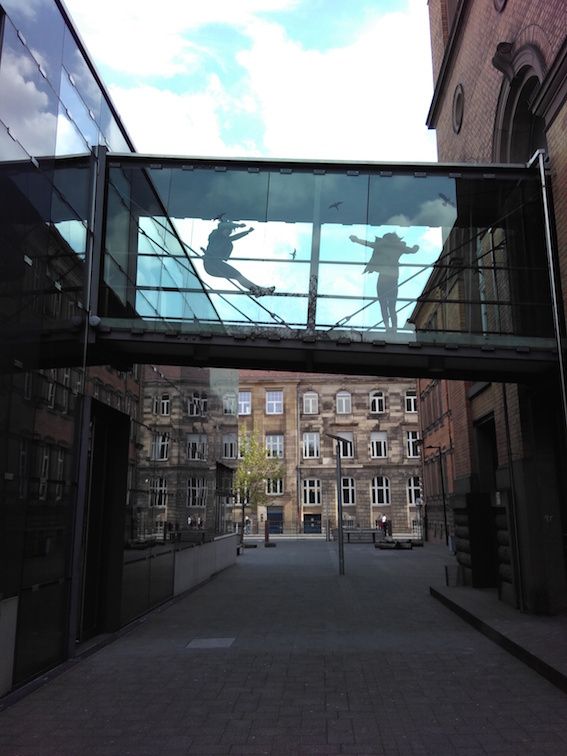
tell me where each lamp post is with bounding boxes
[426,445,448,546]
[326,434,346,575]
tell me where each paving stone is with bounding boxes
[1,541,567,755]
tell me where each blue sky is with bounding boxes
[63,0,437,161]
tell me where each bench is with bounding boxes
[346,530,379,543]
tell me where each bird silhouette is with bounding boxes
[329,201,343,210]
[438,193,456,208]
[290,249,297,260]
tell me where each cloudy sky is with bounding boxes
[63,0,437,162]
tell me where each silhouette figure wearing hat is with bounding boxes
[350,232,419,331]
[202,220,274,297]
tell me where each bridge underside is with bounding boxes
[0,153,561,382]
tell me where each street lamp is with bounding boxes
[326,433,348,575]
[426,445,448,546]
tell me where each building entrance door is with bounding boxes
[304,514,322,534]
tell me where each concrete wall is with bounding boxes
[173,533,238,596]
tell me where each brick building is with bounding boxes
[238,371,422,537]
[421,0,567,612]
[135,366,239,538]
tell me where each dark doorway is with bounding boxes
[79,402,129,641]
[470,416,499,587]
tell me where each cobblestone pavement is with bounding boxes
[1,540,567,755]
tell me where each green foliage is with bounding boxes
[234,423,284,521]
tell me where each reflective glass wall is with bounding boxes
[0,1,135,692]
[100,159,555,350]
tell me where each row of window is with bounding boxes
[149,430,421,462]
[149,475,422,508]
[151,389,418,418]
[302,475,422,507]
[16,440,68,500]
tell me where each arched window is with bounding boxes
[493,44,548,163]
[370,390,385,413]
[302,478,321,505]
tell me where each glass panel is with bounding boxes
[58,72,97,151]
[13,581,69,686]
[99,158,554,352]
[0,25,59,158]
[2,2,65,89]
[62,26,103,125]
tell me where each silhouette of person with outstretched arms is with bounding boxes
[201,220,274,297]
[350,231,419,331]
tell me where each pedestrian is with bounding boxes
[201,219,275,297]
[381,513,388,537]
[197,515,202,528]
[187,515,192,528]
[349,231,419,332]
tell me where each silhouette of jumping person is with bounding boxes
[350,232,419,331]
[201,220,275,297]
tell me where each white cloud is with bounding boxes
[237,1,436,160]
[63,0,437,161]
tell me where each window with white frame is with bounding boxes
[303,432,320,458]
[266,390,283,414]
[223,393,237,415]
[341,477,356,505]
[160,393,170,416]
[188,391,207,416]
[19,440,28,499]
[238,435,250,458]
[370,390,385,413]
[23,372,32,401]
[266,435,284,458]
[371,476,390,505]
[406,430,420,458]
[39,447,50,500]
[62,369,70,413]
[336,390,351,414]
[266,478,284,495]
[238,391,251,415]
[336,432,354,458]
[303,391,318,414]
[408,476,421,505]
[150,433,169,461]
[149,478,167,507]
[55,450,64,500]
[187,477,207,506]
[302,478,321,505]
[222,433,237,459]
[405,389,418,413]
[187,433,207,461]
[370,431,388,459]
[47,369,57,408]
[152,393,170,415]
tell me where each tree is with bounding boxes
[233,422,284,533]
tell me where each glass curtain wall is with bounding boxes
[0,1,135,691]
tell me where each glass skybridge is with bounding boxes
[0,153,559,381]
[94,155,557,379]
